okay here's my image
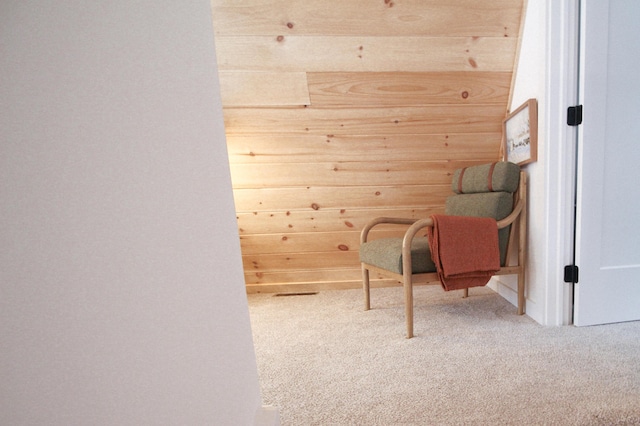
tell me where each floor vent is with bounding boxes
[273,292,319,297]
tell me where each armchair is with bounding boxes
[359,162,527,338]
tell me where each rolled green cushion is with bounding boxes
[451,161,520,194]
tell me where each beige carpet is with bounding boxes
[247,286,640,425]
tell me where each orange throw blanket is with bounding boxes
[428,214,500,291]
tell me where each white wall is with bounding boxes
[0,1,264,424]
[493,0,578,325]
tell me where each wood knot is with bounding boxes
[461,91,469,99]
[287,22,294,29]
[311,203,320,210]
[276,35,285,42]
[338,244,349,251]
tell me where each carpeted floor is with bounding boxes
[247,286,640,425]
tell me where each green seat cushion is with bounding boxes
[359,237,436,275]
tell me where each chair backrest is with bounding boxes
[445,162,521,266]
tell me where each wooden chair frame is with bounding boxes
[361,171,527,338]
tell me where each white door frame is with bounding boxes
[543,0,581,325]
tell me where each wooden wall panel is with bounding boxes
[239,229,414,255]
[244,269,367,286]
[232,185,452,212]
[219,71,310,106]
[243,251,359,272]
[210,0,526,293]
[215,36,517,72]
[223,105,505,135]
[229,159,485,188]
[236,207,445,235]
[212,0,523,38]
[244,268,400,288]
[307,72,512,106]
[226,133,502,163]
[241,231,356,256]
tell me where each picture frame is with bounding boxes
[502,98,538,166]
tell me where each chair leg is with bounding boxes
[362,264,371,311]
[517,271,525,315]
[403,274,414,339]
[463,288,469,298]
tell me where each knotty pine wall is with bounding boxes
[211,0,526,293]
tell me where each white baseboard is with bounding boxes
[488,276,518,308]
[255,405,280,426]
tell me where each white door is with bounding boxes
[574,0,640,326]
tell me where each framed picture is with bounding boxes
[502,98,538,166]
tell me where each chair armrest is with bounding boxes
[360,217,418,244]
[402,218,433,252]
[400,218,435,279]
[497,196,524,229]
[401,218,434,254]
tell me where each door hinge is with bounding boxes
[567,105,583,126]
[564,265,579,283]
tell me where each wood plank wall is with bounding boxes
[211,0,526,293]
